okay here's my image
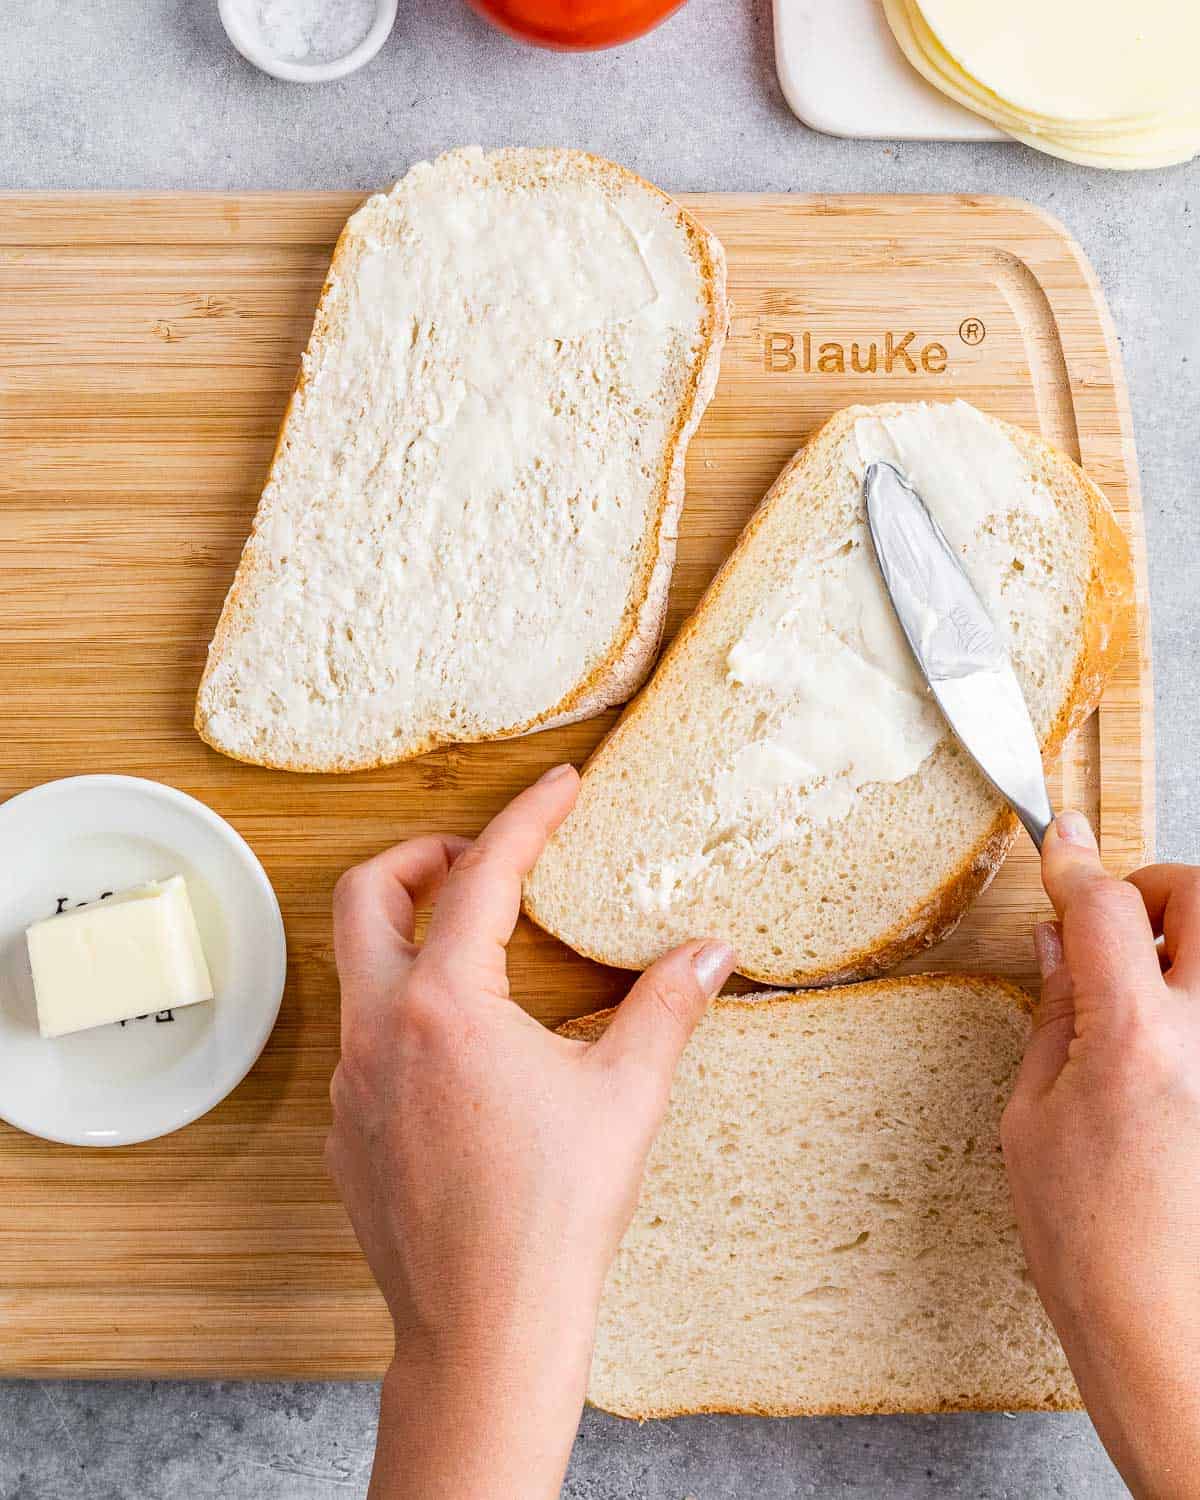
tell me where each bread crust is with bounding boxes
[558,970,1034,1042]
[525,402,1136,987]
[588,1391,1082,1420]
[195,148,729,772]
[562,976,1082,1419]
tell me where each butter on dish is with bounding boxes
[27,876,214,1040]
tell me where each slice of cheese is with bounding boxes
[904,0,1200,150]
[882,0,1200,170]
[26,876,214,1039]
[903,1,1190,134]
[914,0,1196,124]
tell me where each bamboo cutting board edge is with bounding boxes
[0,190,1152,1377]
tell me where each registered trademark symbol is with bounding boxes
[959,317,986,347]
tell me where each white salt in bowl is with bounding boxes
[219,0,398,83]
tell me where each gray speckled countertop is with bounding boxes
[2,2,1197,1495]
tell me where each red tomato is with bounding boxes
[465,0,687,50]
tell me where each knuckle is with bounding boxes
[400,974,449,1031]
[1031,995,1074,1032]
[444,842,492,882]
[332,863,369,913]
[999,1096,1029,1155]
[428,944,503,991]
[1089,879,1145,923]
[646,977,695,1030]
[1141,861,1200,887]
[397,975,480,1057]
[328,1063,351,1116]
[328,1054,371,1116]
[1116,1009,1176,1072]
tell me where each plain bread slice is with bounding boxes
[562,976,1078,1417]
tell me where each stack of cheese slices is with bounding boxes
[883,0,1199,169]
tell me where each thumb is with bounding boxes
[1041,810,1162,1011]
[1040,809,1110,918]
[593,939,737,1095]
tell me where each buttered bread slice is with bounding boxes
[196,147,727,772]
[525,401,1133,986]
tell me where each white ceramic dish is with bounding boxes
[773,0,1004,142]
[0,776,287,1148]
[218,0,398,83]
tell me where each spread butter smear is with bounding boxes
[525,397,1132,985]
[196,148,727,771]
[239,168,696,740]
[629,401,1056,915]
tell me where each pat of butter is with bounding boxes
[26,876,214,1039]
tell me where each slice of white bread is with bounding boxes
[196,147,727,772]
[562,976,1078,1417]
[526,401,1133,986]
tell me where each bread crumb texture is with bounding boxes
[196,146,726,771]
[568,978,1079,1417]
[526,401,1132,983]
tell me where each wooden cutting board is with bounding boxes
[0,192,1152,1377]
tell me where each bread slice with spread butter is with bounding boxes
[564,977,1079,1417]
[195,147,727,772]
[525,400,1133,986]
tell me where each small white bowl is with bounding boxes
[218,0,398,83]
[0,776,287,1148]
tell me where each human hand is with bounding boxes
[1002,811,1200,1500]
[326,764,736,1500]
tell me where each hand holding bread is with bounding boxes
[325,768,735,1500]
[326,774,1200,1499]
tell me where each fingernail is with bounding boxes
[692,940,736,996]
[1054,810,1097,850]
[536,762,576,785]
[1033,921,1064,981]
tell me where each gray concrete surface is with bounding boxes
[2,0,1197,1495]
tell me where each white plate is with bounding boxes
[218,0,398,83]
[773,0,1004,141]
[0,776,286,1147]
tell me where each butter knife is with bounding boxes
[863,460,1053,850]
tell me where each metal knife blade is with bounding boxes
[863,460,1053,849]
